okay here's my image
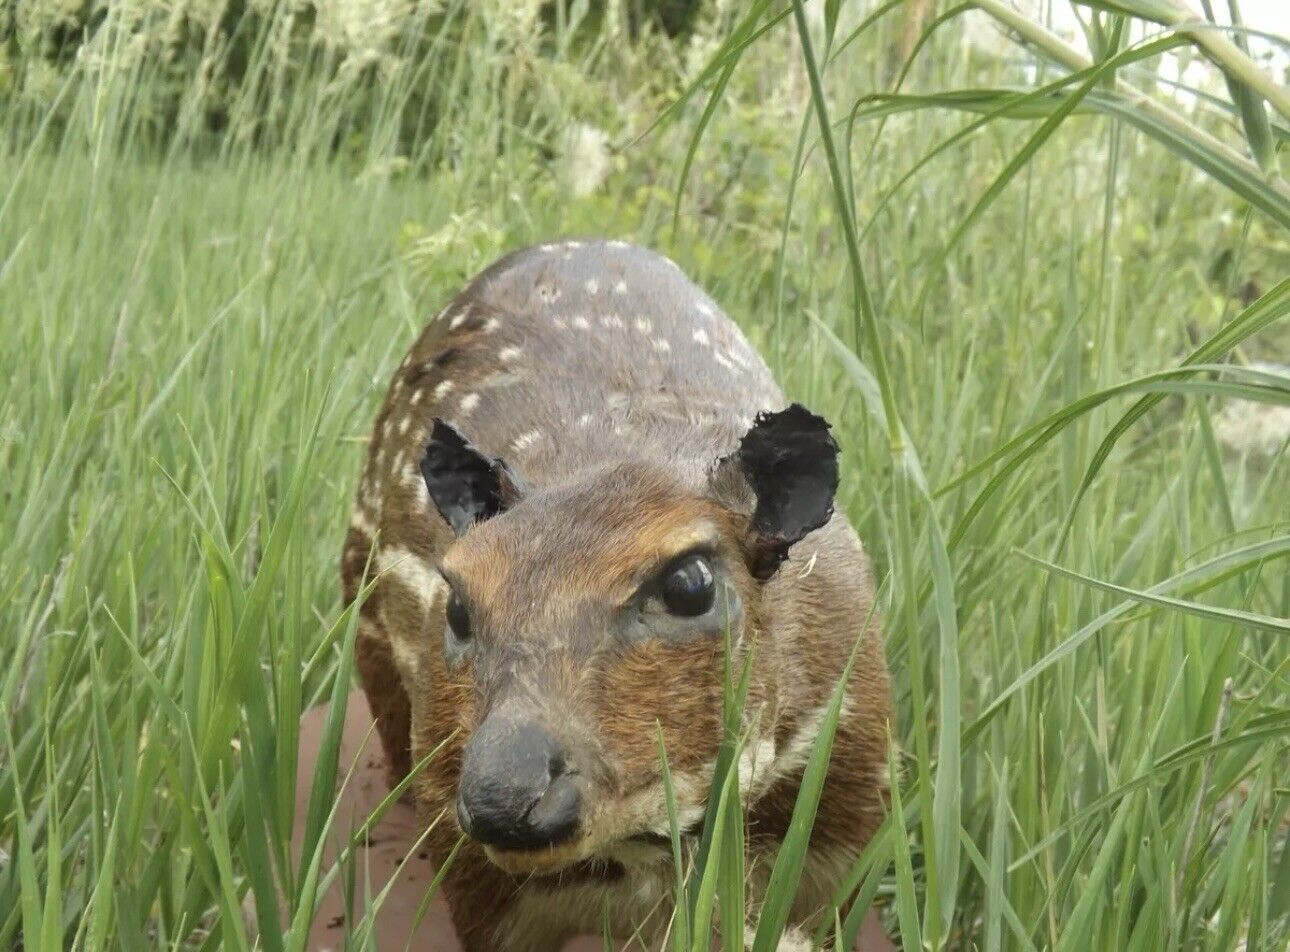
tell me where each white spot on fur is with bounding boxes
[744,924,812,952]
[552,317,568,330]
[768,695,857,788]
[410,389,425,406]
[513,429,542,451]
[375,546,446,613]
[577,413,594,426]
[585,278,599,295]
[713,351,736,371]
[652,338,671,354]
[600,315,624,330]
[499,346,523,363]
[573,316,591,330]
[350,508,377,538]
[634,317,652,334]
[613,280,628,294]
[693,328,710,346]
[406,459,426,491]
[449,309,470,330]
[696,302,714,318]
[401,463,429,509]
[389,630,426,681]
[398,416,411,436]
[459,393,480,414]
[738,737,778,800]
[483,316,501,334]
[608,239,629,248]
[433,380,454,401]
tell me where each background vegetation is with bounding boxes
[0,0,1286,948]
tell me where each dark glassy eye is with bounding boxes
[445,590,472,642]
[660,554,716,617]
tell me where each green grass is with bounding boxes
[1,1,1288,948]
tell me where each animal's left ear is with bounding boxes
[709,404,839,580]
[420,419,526,536]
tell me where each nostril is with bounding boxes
[525,774,580,844]
[545,746,566,781]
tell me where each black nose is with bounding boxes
[456,717,581,851]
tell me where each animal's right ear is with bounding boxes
[709,404,839,580]
[420,419,526,536]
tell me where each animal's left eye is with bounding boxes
[660,554,716,617]
[445,590,472,643]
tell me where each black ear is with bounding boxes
[420,419,525,536]
[710,404,839,580]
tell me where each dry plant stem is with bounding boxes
[971,0,1289,199]
[1173,677,1234,924]
[1161,0,1290,124]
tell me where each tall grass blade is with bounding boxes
[750,630,867,952]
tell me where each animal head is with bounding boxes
[419,405,838,874]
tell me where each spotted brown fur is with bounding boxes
[341,240,890,950]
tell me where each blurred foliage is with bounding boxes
[0,0,713,156]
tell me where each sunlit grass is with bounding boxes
[1,1,1287,948]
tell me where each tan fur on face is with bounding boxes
[440,473,725,624]
[415,473,766,875]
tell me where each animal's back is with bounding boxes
[361,240,782,514]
